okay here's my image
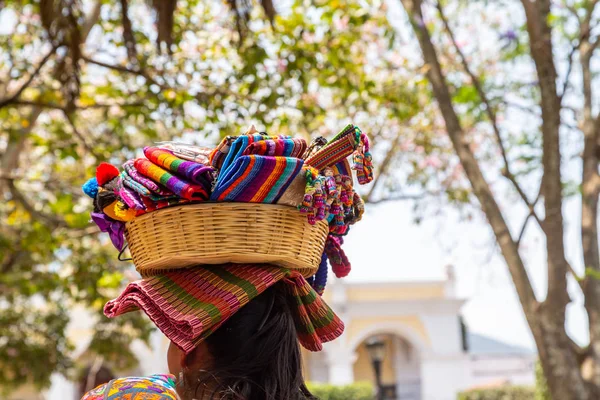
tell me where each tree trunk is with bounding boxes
[398,0,596,397]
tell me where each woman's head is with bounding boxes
[168,282,315,400]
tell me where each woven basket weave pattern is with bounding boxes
[125,203,328,277]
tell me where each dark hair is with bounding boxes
[179,282,316,400]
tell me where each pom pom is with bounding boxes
[82,177,98,198]
[96,162,120,186]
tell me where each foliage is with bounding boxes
[307,382,374,400]
[0,0,423,392]
[457,386,535,400]
[535,360,550,400]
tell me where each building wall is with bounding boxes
[468,355,536,388]
[353,335,397,385]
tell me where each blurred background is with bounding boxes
[1,0,598,399]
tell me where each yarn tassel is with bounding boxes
[312,252,329,295]
[325,235,351,278]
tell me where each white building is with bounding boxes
[6,267,535,400]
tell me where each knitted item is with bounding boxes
[82,374,178,400]
[104,263,344,353]
[211,156,304,203]
[143,147,215,186]
[134,159,209,201]
[324,235,351,278]
[312,252,329,295]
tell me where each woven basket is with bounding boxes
[125,202,329,278]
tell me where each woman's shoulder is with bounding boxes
[81,373,178,399]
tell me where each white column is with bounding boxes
[325,349,356,385]
[420,354,470,400]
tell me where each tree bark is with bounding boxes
[579,10,600,387]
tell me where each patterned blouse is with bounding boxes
[81,374,180,400]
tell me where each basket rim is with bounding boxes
[126,201,304,225]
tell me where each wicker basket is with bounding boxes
[125,202,329,277]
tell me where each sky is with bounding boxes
[342,197,589,351]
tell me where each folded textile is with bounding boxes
[213,134,286,174]
[242,137,307,158]
[155,141,212,165]
[210,156,303,203]
[123,161,174,197]
[144,147,215,186]
[118,179,146,210]
[305,124,359,171]
[104,264,344,353]
[134,159,209,201]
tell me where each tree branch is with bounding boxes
[366,130,401,202]
[521,0,568,307]
[436,1,541,226]
[0,45,59,109]
[8,99,146,110]
[62,111,102,159]
[517,191,542,247]
[6,180,67,228]
[367,192,431,204]
[400,0,538,314]
[82,56,161,88]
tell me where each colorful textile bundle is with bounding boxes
[134,159,210,201]
[104,263,344,353]
[219,134,283,174]
[82,123,374,361]
[242,137,307,158]
[144,147,214,186]
[123,160,174,197]
[211,156,303,203]
[81,374,178,400]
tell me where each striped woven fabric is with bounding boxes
[144,147,215,186]
[331,158,353,178]
[242,138,307,158]
[104,264,344,353]
[117,182,146,210]
[134,159,210,201]
[123,160,173,197]
[210,155,304,203]
[218,134,285,174]
[305,124,359,171]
